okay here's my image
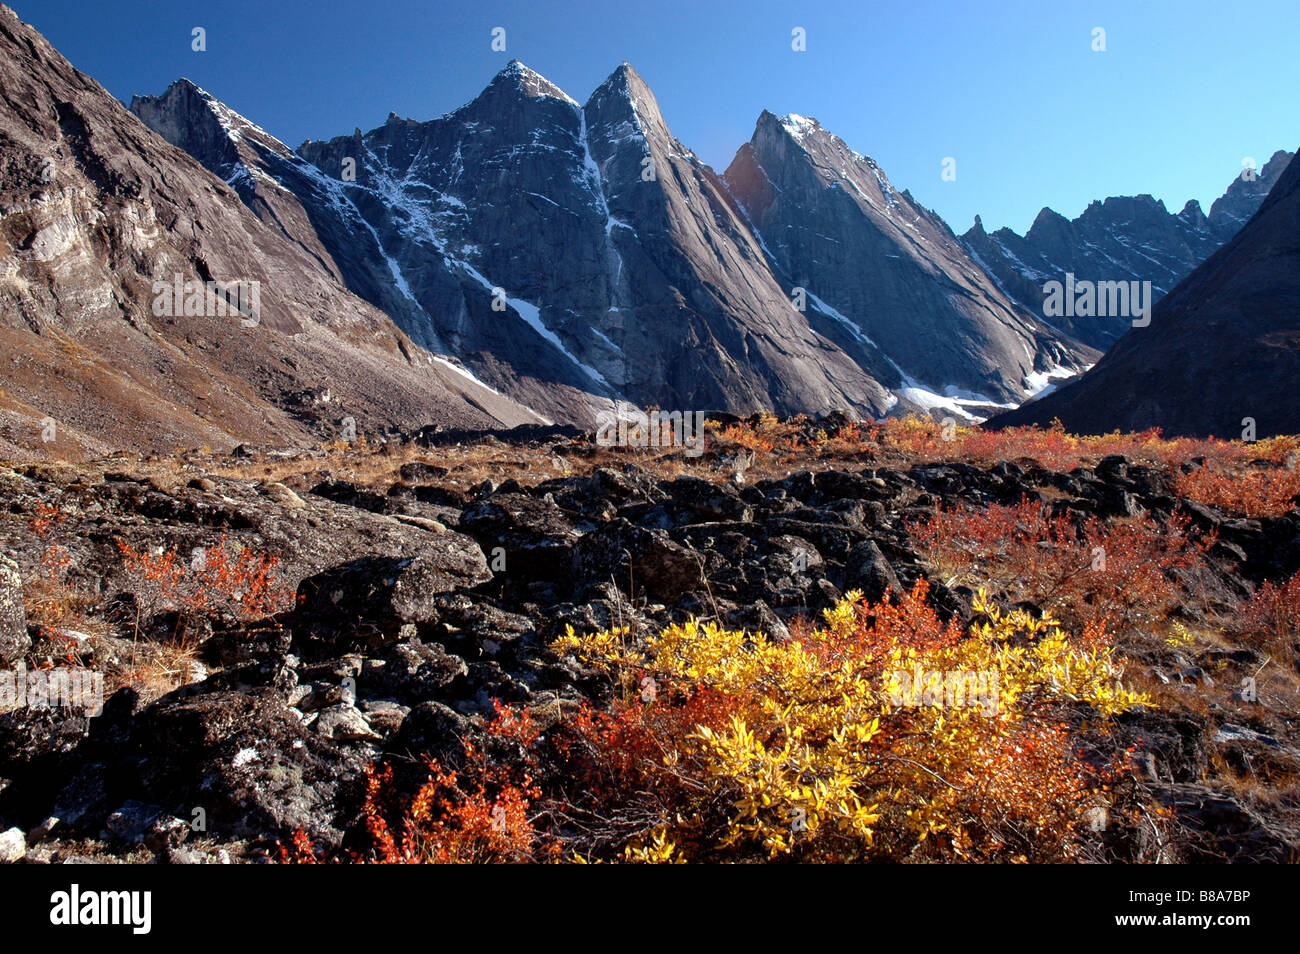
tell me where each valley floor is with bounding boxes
[1,414,1298,863]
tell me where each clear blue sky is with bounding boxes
[14,0,1299,234]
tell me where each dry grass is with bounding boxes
[178,415,1300,504]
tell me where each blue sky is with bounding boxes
[14,0,1299,234]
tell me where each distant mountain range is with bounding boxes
[129,61,1100,427]
[0,1,1291,455]
[991,139,1300,439]
[127,60,1296,430]
[963,151,1292,350]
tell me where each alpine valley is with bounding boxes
[3,3,1300,873]
[1,0,1290,453]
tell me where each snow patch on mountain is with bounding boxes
[432,356,552,426]
[590,326,623,355]
[896,377,1015,423]
[291,154,424,309]
[1023,364,1086,398]
[501,60,579,107]
[455,259,613,392]
[806,290,881,351]
[188,81,277,144]
[781,113,817,142]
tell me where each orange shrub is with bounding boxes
[715,412,790,454]
[23,503,80,629]
[1175,464,1300,518]
[116,535,295,638]
[356,754,538,864]
[283,706,545,864]
[907,498,1209,631]
[1236,571,1300,657]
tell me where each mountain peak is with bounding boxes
[133,76,209,110]
[754,109,824,146]
[1025,206,1070,241]
[1262,149,1293,178]
[584,60,667,138]
[587,60,653,107]
[489,60,577,105]
[780,112,822,142]
[131,77,281,155]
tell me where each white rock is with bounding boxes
[0,827,27,863]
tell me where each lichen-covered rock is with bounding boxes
[0,554,29,666]
[131,688,369,850]
[291,536,492,657]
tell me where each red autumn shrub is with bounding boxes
[116,534,295,637]
[22,502,82,630]
[1175,464,1300,518]
[283,703,546,864]
[357,755,538,864]
[907,498,1209,631]
[1236,571,1300,657]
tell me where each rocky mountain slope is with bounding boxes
[0,4,541,462]
[963,151,1293,350]
[991,142,1300,438]
[724,112,1087,410]
[132,62,1096,425]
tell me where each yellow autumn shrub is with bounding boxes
[551,580,1148,862]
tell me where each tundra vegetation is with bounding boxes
[3,413,1297,863]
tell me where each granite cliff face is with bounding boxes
[134,61,1097,425]
[724,112,1091,413]
[290,62,895,423]
[0,4,539,461]
[962,151,1293,350]
[991,144,1300,438]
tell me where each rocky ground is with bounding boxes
[0,414,1298,863]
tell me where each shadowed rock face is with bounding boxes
[134,60,1096,425]
[269,61,894,422]
[962,151,1293,350]
[990,144,1300,439]
[724,112,1094,409]
[0,4,539,461]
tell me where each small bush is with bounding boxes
[116,535,295,639]
[907,498,1210,632]
[20,504,104,653]
[1175,464,1300,518]
[1236,571,1300,658]
[543,581,1145,862]
[355,756,538,864]
[283,709,544,864]
[715,413,788,454]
